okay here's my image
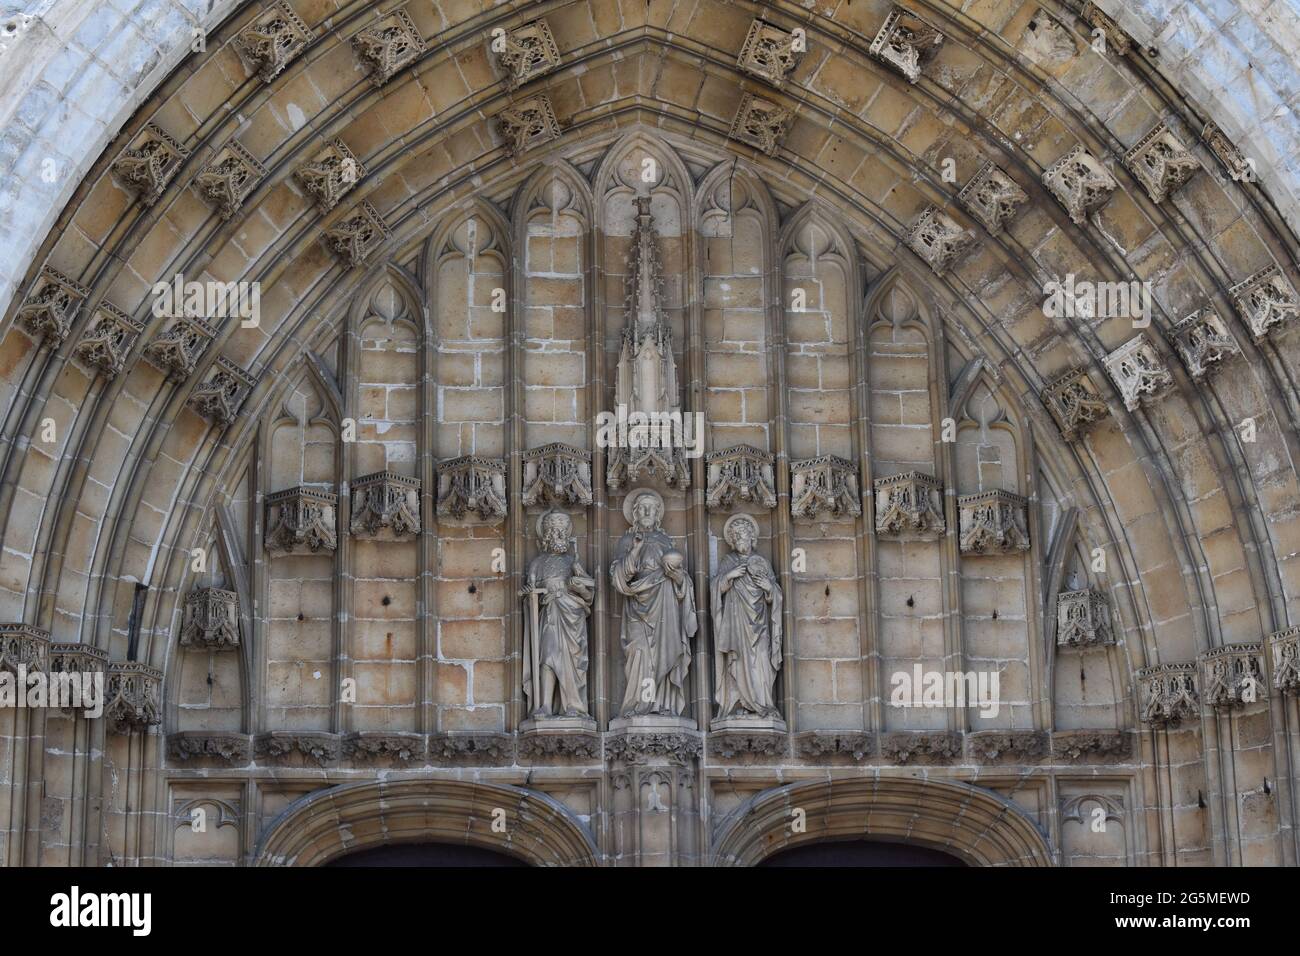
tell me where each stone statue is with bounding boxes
[611,489,697,717]
[520,510,595,718]
[711,514,783,720]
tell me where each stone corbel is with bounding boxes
[0,623,50,675]
[1042,145,1118,226]
[1056,588,1114,647]
[352,8,426,85]
[727,93,793,157]
[436,456,508,522]
[958,161,1028,233]
[497,95,562,155]
[1269,626,1300,694]
[1230,266,1300,341]
[1042,367,1110,440]
[187,357,256,428]
[111,122,190,206]
[1103,335,1173,411]
[265,487,338,554]
[1199,643,1267,709]
[324,201,390,268]
[874,471,945,538]
[105,661,163,732]
[704,444,777,511]
[350,471,421,538]
[492,18,561,89]
[1123,122,1200,204]
[17,266,88,345]
[180,587,241,649]
[904,205,976,274]
[736,19,805,88]
[869,7,944,83]
[234,0,311,82]
[143,316,216,382]
[958,489,1029,555]
[74,303,144,379]
[194,141,266,220]
[521,443,593,508]
[1172,309,1239,381]
[295,139,364,213]
[790,455,861,521]
[1137,662,1198,726]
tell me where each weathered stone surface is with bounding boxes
[958,490,1029,555]
[295,139,364,213]
[180,587,240,649]
[350,472,420,538]
[143,317,215,382]
[324,201,389,268]
[869,7,944,83]
[1051,730,1132,762]
[1270,627,1300,694]
[1124,123,1200,204]
[1103,335,1173,411]
[167,732,252,763]
[265,487,338,554]
[728,93,792,156]
[705,445,776,511]
[790,455,861,521]
[1042,145,1117,225]
[878,732,961,764]
[1230,266,1300,341]
[736,19,805,88]
[492,18,561,90]
[958,161,1028,233]
[0,623,50,675]
[74,303,143,379]
[795,731,873,761]
[968,731,1047,762]
[1042,368,1110,440]
[497,95,561,155]
[1172,310,1239,381]
[1199,643,1267,709]
[187,357,255,427]
[1137,662,1198,726]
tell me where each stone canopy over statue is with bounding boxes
[611,488,698,718]
[521,509,595,720]
[711,513,784,725]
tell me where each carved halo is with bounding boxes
[622,488,665,525]
[535,508,573,542]
[722,513,760,548]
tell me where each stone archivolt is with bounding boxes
[436,456,507,522]
[180,587,240,649]
[111,123,190,207]
[1199,644,1267,709]
[705,445,777,511]
[1230,266,1300,341]
[790,455,861,521]
[265,487,338,554]
[350,471,421,538]
[1172,310,1239,381]
[1042,145,1118,225]
[17,266,87,345]
[1137,662,1199,726]
[874,471,945,538]
[1056,588,1114,647]
[522,443,593,508]
[736,19,805,88]
[493,19,561,89]
[869,7,944,83]
[958,490,1029,555]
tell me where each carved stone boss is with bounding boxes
[187,357,255,428]
[1123,123,1200,204]
[234,0,310,82]
[112,123,190,206]
[958,161,1028,233]
[1103,335,1173,411]
[728,94,793,157]
[352,9,425,85]
[904,206,975,275]
[74,303,144,379]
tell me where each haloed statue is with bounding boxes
[521,509,595,718]
[711,513,783,720]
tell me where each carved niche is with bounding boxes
[1056,588,1114,647]
[234,0,311,82]
[1042,145,1118,226]
[1172,309,1239,381]
[105,661,163,731]
[111,122,190,206]
[295,139,364,213]
[324,201,390,268]
[0,623,50,676]
[1199,644,1267,709]
[352,9,426,85]
[728,93,793,157]
[736,19,805,88]
[869,7,944,83]
[522,443,592,508]
[1137,662,1198,726]
[958,490,1029,555]
[1201,122,1253,182]
[492,18,561,89]
[350,471,421,538]
[265,487,338,554]
[1230,266,1300,341]
[497,95,562,156]
[790,455,861,521]
[180,587,240,649]
[1103,335,1173,411]
[187,357,256,428]
[143,317,216,381]
[1042,368,1110,440]
[1124,123,1200,204]
[436,456,507,522]
[17,266,88,345]
[74,303,144,379]
[958,161,1028,233]
[194,141,266,220]
[904,206,976,275]
[874,472,945,538]
[705,445,777,511]
[1270,626,1300,695]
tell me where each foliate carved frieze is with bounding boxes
[167,732,252,763]
[1042,145,1118,226]
[17,266,88,345]
[234,0,311,82]
[0,623,50,675]
[255,731,340,764]
[728,93,793,157]
[1042,367,1110,440]
[1230,266,1300,341]
[295,139,364,213]
[352,9,425,86]
[1172,309,1239,381]
[1137,662,1198,726]
[436,456,507,522]
[1103,335,1173,411]
[605,731,703,765]
[1081,2,1132,55]
[492,18,561,89]
[350,471,420,538]
[187,356,255,427]
[180,587,240,649]
[265,487,338,554]
[522,443,593,508]
[1051,730,1132,762]
[1201,122,1253,182]
[143,317,215,382]
[879,731,962,764]
[194,141,266,220]
[497,95,561,155]
[1056,588,1114,647]
[790,455,861,521]
[874,471,945,538]
[904,206,976,275]
[968,730,1047,761]
[736,19,805,88]
[429,732,513,762]
[869,7,944,83]
[705,445,777,511]
[517,731,601,760]
[1124,123,1200,204]
[958,161,1028,233]
[1199,643,1267,709]
[74,303,143,379]
[324,201,389,268]
[958,490,1029,555]
[795,731,873,761]
[105,662,162,731]
[1269,627,1300,694]
[709,731,789,759]
[342,732,425,763]
[111,123,190,206]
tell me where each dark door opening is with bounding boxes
[758,840,967,867]
[324,843,528,867]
